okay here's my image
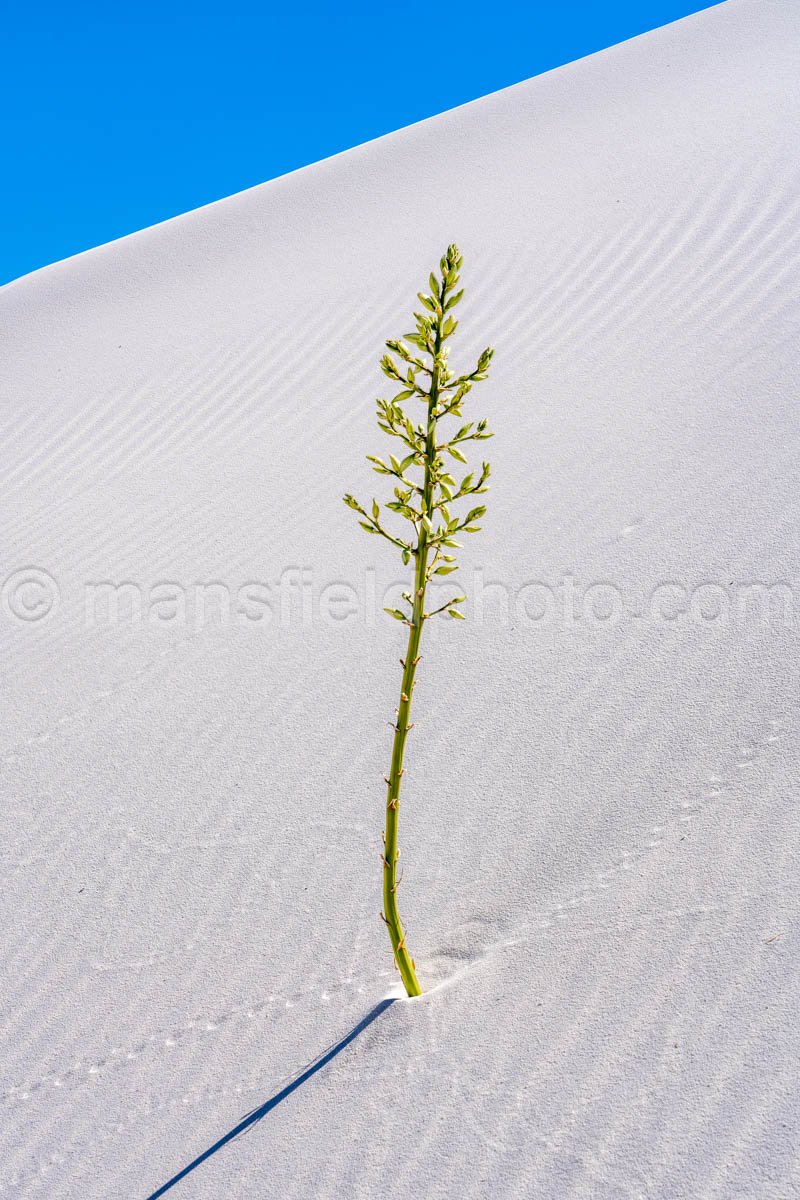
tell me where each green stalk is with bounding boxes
[345,243,494,999]
[381,573,425,997]
[381,339,441,998]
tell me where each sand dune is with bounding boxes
[2,1,799,1196]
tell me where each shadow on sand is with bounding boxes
[145,997,395,1199]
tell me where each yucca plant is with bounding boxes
[344,244,494,997]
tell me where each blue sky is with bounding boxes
[2,1,722,286]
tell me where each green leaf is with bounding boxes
[448,446,468,463]
[402,548,411,565]
[372,500,380,520]
[448,608,465,619]
[384,608,407,621]
[435,565,458,575]
[445,289,464,311]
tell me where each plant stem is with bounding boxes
[382,582,425,997]
[381,309,443,998]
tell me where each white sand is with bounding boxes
[2,1,799,1196]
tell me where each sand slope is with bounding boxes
[2,0,799,1196]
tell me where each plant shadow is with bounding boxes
[145,997,395,1199]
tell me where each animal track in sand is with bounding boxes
[2,715,789,1181]
[543,718,784,922]
[0,966,394,1110]
[5,916,501,1114]
[618,517,645,540]
[450,717,789,976]
[532,720,782,936]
